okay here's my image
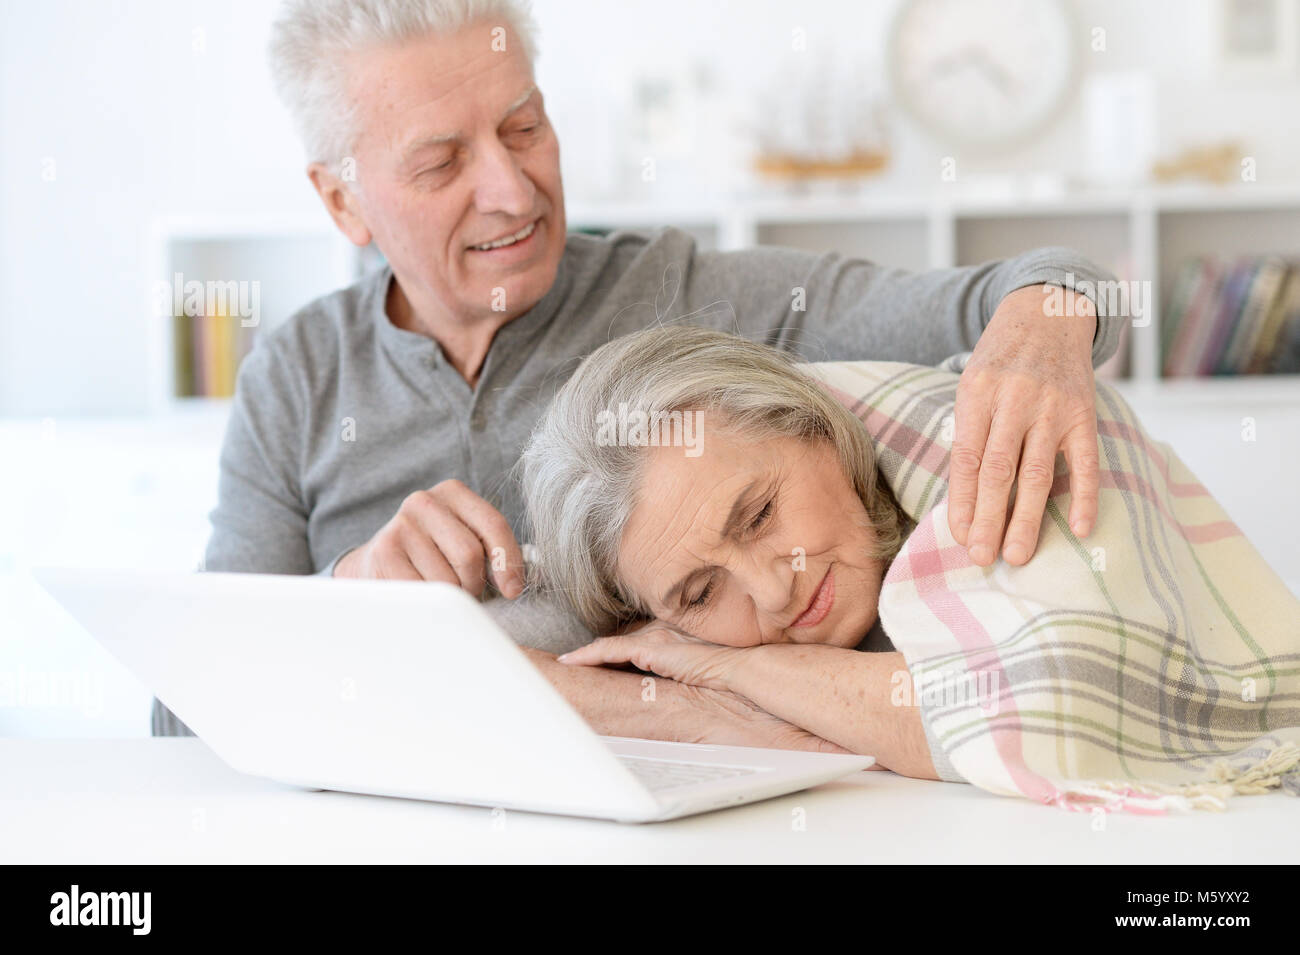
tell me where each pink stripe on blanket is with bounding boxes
[1047,471,1243,543]
[824,384,951,476]
[883,542,973,584]
[868,408,951,475]
[896,518,1062,804]
[1098,420,1205,496]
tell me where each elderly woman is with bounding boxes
[519,324,943,780]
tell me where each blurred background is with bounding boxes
[2,0,1298,735]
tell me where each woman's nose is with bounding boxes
[732,549,795,616]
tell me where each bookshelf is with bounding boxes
[576,183,1300,389]
[148,215,364,412]
[148,184,1300,409]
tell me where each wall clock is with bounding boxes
[887,0,1080,152]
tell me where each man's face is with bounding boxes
[343,22,565,323]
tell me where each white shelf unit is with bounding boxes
[147,185,1300,409]
[147,215,363,412]
[569,182,1300,395]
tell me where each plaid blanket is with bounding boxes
[809,355,1300,813]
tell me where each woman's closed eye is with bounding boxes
[684,494,777,611]
[687,577,715,609]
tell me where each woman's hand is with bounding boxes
[558,629,935,774]
[557,621,748,693]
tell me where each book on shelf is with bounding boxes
[1222,258,1287,373]
[1248,268,1300,375]
[1157,258,1198,373]
[1162,255,1300,377]
[173,304,252,399]
[1163,259,1219,376]
[1199,259,1258,376]
[171,312,194,397]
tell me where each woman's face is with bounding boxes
[616,426,886,648]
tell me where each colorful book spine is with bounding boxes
[172,312,193,397]
[173,284,261,397]
[1199,259,1257,375]
[1160,258,1201,375]
[1165,259,1222,377]
[1247,268,1300,373]
[1267,275,1300,373]
[1222,258,1287,374]
[1162,256,1298,377]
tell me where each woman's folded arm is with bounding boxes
[559,633,940,779]
[727,646,940,780]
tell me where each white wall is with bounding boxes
[0,0,316,415]
[3,0,1299,414]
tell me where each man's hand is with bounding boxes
[334,479,524,597]
[949,284,1101,566]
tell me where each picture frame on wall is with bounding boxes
[1215,0,1299,76]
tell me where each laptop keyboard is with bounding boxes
[617,756,763,792]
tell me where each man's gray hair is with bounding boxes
[518,325,912,635]
[268,0,540,166]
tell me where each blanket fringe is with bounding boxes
[1046,741,1300,814]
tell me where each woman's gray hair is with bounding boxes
[268,0,540,166]
[518,325,912,634]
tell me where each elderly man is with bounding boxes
[155,0,1123,751]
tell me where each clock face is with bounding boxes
[888,0,1078,151]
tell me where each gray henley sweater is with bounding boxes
[155,226,1123,781]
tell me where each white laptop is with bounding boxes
[33,567,874,823]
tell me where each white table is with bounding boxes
[3,738,1296,864]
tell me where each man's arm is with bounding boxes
[204,339,316,575]
[684,240,1123,369]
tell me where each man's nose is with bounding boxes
[472,140,534,217]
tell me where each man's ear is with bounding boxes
[307,162,372,248]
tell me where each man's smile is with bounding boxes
[467,216,541,258]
